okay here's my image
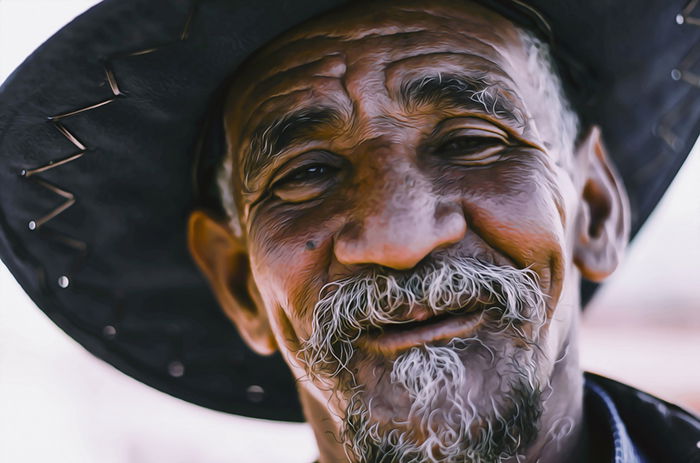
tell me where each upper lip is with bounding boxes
[356,299,491,356]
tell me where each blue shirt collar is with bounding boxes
[585,377,648,463]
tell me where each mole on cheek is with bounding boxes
[305,240,316,250]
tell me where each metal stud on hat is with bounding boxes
[0,0,700,424]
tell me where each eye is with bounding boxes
[271,163,340,203]
[437,136,503,155]
[275,164,337,186]
[434,133,509,166]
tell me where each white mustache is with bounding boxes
[299,256,547,380]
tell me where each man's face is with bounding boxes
[200,1,621,461]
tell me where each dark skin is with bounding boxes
[188,1,630,461]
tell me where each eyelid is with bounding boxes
[271,162,341,204]
[441,127,509,144]
[272,179,333,203]
[269,150,341,186]
[433,117,510,142]
[272,160,323,186]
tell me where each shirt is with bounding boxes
[584,372,700,463]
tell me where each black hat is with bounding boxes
[1,0,698,422]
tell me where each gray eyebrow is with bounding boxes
[241,74,523,189]
[242,107,342,187]
[398,73,524,126]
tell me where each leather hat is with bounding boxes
[1,0,698,421]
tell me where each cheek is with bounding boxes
[444,158,569,299]
[247,205,340,346]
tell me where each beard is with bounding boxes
[298,256,548,463]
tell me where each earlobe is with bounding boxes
[187,210,277,355]
[573,126,631,282]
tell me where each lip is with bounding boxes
[357,306,486,356]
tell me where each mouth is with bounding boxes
[357,303,488,356]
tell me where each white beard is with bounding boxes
[343,338,543,463]
[298,256,548,463]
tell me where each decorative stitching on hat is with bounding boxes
[25,178,75,231]
[657,100,688,152]
[657,0,700,152]
[20,2,199,236]
[510,0,552,37]
[677,40,700,86]
[15,1,205,393]
[679,0,700,26]
[21,101,114,230]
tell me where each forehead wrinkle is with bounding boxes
[231,2,536,190]
[265,30,502,74]
[244,23,509,117]
[252,15,505,79]
[245,53,347,106]
[261,27,428,60]
[259,52,346,84]
[256,0,511,59]
[241,79,350,140]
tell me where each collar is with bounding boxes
[584,376,648,463]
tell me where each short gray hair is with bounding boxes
[518,29,580,158]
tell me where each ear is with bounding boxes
[187,210,277,355]
[573,126,631,282]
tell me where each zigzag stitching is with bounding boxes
[20,1,199,254]
[680,0,700,26]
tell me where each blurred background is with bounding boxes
[1,1,699,462]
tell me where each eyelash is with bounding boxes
[275,164,338,187]
[436,135,505,155]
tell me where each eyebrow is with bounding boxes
[397,73,524,126]
[241,74,524,189]
[242,107,341,187]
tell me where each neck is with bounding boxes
[301,331,585,463]
[298,385,348,462]
[516,332,585,463]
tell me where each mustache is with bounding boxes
[299,256,548,380]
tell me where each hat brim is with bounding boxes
[0,0,698,421]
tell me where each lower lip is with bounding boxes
[357,310,486,356]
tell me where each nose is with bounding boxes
[334,176,467,270]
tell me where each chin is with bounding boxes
[297,255,554,462]
[339,330,547,463]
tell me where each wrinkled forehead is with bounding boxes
[225,0,529,142]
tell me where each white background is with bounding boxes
[1,1,699,462]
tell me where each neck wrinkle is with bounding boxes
[520,314,585,463]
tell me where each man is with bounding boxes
[0,0,698,462]
[185,1,629,461]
